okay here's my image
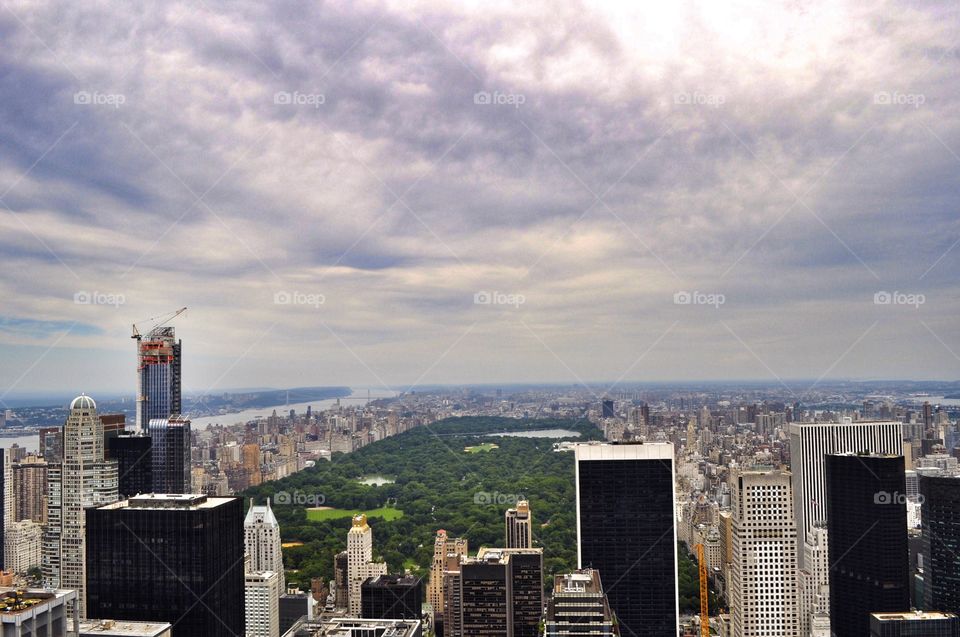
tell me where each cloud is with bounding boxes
[0,0,958,393]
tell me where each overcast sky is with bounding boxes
[1,0,958,398]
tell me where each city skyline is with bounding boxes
[1,1,959,395]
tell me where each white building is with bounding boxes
[346,514,387,617]
[788,420,903,561]
[245,499,286,591]
[5,519,42,573]
[798,526,830,637]
[245,570,280,637]
[42,395,118,617]
[0,588,77,637]
[730,469,799,637]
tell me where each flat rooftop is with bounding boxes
[79,619,172,636]
[0,589,75,616]
[872,611,959,621]
[97,494,236,510]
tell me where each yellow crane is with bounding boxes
[696,543,709,637]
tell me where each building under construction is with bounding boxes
[134,311,185,432]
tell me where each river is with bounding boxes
[0,433,39,453]
[188,387,398,431]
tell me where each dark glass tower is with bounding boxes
[148,417,191,493]
[826,453,910,637]
[920,475,960,614]
[575,443,678,637]
[86,494,244,637]
[108,434,153,498]
[360,574,423,620]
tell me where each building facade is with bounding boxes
[245,570,281,637]
[459,548,543,637]
[245,498,286,591]
[920,475,960,615]
[543,569,617,637]
[346,514,387,617]
[108,434,153,499]
[360,575,422,620]
[148,417,190,494]
[575,442,678,637]
[86,494,244,637]
[505,501,532,549]
[135,327,182,432]
[826,454,910,637]
[730,469,799,637]
[42,395,118,617]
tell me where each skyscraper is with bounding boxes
[826,453,910,637]
[730,468,800,636]
[13,455,48,523]
[148,417,190,493]
[86,493,244,637]
[920,475,960,615]
[0,448,10,569]
[575,442,678,637]
[245,570,281,637]
[789,420,903,562]
[459,548,543,637]
[136,326,182,432]
[427,529,467,622]
[108,433,153,499]
[505,500,532,549]
[360,574,423,620]
[346,514,387,617]
[42,395,118,617]
[543,570,617,637]
[245,498,286,591]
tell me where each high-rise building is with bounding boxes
[575,442,678,637]
[601,399,615,419]
[135,326,182,433]
[334,551,349,609]
[346,514,387,617]
[543,569,617,637]
[730,468,799,637]
[245,570,281,637]
[108,434,153,499]
[42,395,118,617]
[442,563,463,637]
[870,611,960,636]
[148,417,190,493]
[505,500,532,549]
[798,525,830,637]
[789,420,903,566]
[459,548,543,637]
[360,574,422,620]
[427,529,467,622]
[0,448,10,568]
[245,498,286,591]
[13,455,48,523]
[826,453,910,637]
[86,493,245,637]
[4,519,42,574]
[920,475,960,614]
[39,427,64,464]
[279,593,315,635]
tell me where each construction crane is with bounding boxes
[696,543,709,637]
[132,307,187,341]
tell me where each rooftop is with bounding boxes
[97,494,236,511]
[79,619,172,636]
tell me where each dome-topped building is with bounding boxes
[70,394,97,411]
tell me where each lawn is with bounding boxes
[305,506,405,522]
[464,442,499,453]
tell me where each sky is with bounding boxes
[1,0,958,398]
